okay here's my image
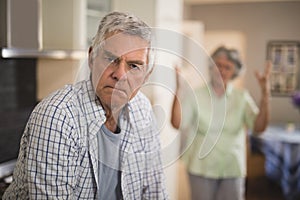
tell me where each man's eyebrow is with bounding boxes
[127,60,145,65]
[103,49,118,59]
[103,49,146,65]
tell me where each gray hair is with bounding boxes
[211,46,243,79]
[90,11,155,71]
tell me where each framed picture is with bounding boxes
[267,41,300,96]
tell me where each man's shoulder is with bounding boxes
[32,80,92,119]
[40,80,90,107]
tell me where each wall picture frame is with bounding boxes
[267,41,300,96]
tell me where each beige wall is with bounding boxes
[37,59,81,100]
[186,1,300,123]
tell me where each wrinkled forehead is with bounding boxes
[101,32,150,57]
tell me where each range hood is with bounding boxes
[0,0,86,59]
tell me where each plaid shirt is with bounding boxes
[3,80,169,200]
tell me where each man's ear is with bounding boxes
[88,47,93,69]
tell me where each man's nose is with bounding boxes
[112,59,128,81]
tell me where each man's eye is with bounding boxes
[129,64,142,70]
[106,57,116,62]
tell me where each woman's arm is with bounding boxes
[171,67,182,129]
[253,61,271,133]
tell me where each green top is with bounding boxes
[180,83,258,178]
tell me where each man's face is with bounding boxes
[89,33,150,110]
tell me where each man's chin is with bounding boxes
[108,96,129,110]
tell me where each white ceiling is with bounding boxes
[184,0,300,5]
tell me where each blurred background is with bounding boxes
[1,0,300,199]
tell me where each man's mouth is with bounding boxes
[106,86,128,96]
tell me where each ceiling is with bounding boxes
[184,0,300,5]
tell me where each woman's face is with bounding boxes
[211,55,236,86]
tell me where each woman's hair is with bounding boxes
[211,46,243,79]
[90,11,154,71]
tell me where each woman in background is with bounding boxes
[171,46,271,200]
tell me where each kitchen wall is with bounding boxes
[185,1,300,123]
[37,0,86,100]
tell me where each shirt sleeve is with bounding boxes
[26,102,79,199]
